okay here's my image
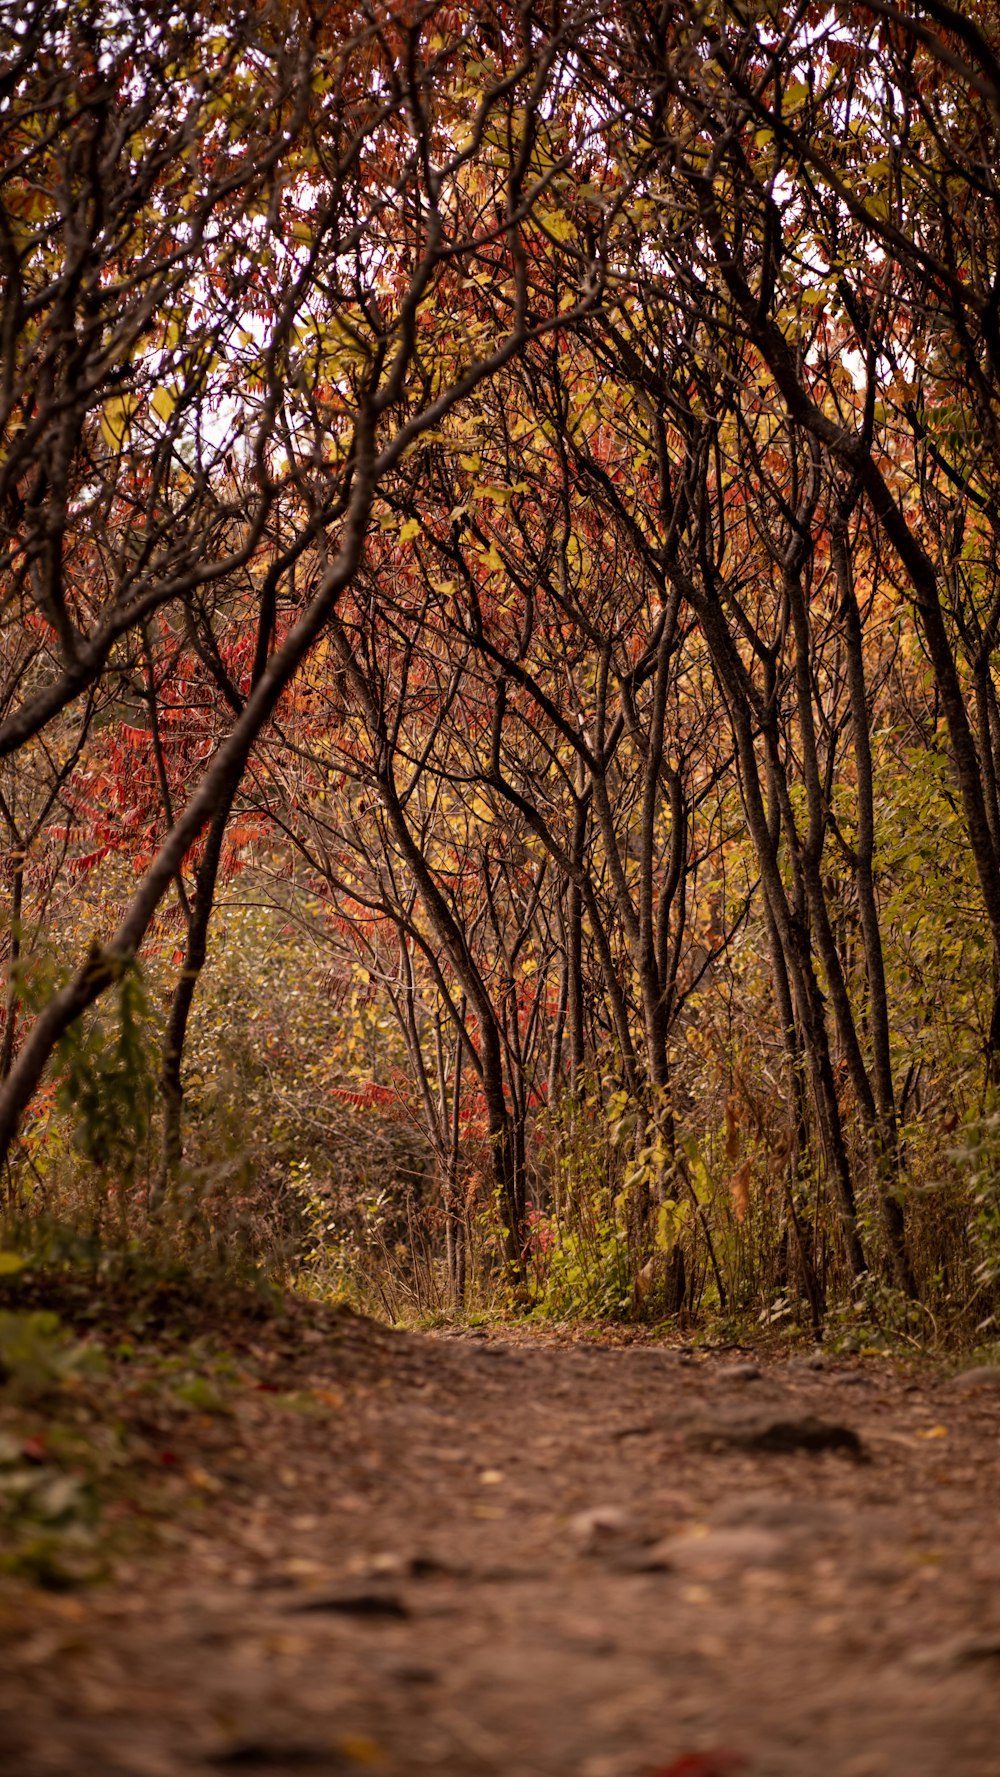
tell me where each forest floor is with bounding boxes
[1,1294,1000,1777]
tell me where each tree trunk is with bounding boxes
[151,791,235,1207]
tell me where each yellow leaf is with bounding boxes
[544,211,576,243]
[398,518,420,544]
[185,1465,221,1492]
[336,1734,384,1766]
[151,385,178,424]
[100,394,137,450]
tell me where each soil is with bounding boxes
[2,1306,1000,1777]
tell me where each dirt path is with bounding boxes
[3,1314,1000,1777]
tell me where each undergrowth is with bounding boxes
[4,972,1000,1357]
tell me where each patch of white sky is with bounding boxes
[549,4,915,405]
[724,4,918,396]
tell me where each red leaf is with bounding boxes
[21,1435,47,1463]
[648,1756,747,1777]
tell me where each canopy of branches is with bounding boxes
[5,0,1000,1334]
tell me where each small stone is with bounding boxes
[666,1526,788,1571]
[288,1584,409,1618]
[720,1362,762,1382]
[805,1349,827,1370]
[953,1634,1000,1661]
[691,1414,867,1460]
[479,1563,538,1582]
[568,1505,639,1552]
[207,1736,334,1765]
[712,1493,837,1537]
[911,1633,1000,1668]
[614,1544,674,1574]
[407,1552,468,1579]
[385,1662,437,1685]
[942,1366,1000,1392]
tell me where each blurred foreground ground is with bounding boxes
[2,1310,999,1777]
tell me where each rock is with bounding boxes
[949,1634,1000,1662]
[712,1492,838,1537]
[356,1550,467,1581]
[719,1362,762,1382]
[479,1563,541,1582]
[691,1414,867,1460]
[664,1526,789,1571]
[614,1543,675,1574]
[941,1366,1000,1391]
[787,1350,826,1374]
[287,1583,409,1618]
[384,1662,437,1685]
[407,1552,468,1579]
[568,1505,642,1554]
[911,1632,1000,1668]
[207,1736,340,1766]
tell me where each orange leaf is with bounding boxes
[729,1161,751,1224]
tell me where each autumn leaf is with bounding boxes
[729,1162,751,1225]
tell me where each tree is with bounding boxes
[0,0,611,1173]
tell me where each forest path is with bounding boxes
[4,1312,1000,1777]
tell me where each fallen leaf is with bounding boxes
[648,1753,747,1777]
[312,1388,343,1408]
[336,1734,384,1765]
